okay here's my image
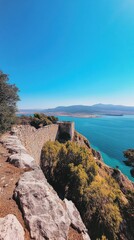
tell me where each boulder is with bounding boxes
[1,134,35,168]
[14,168,71,240]
[7,153,35,169]
[11,127,19,135]
[64,199,90,240]
[0,214,24,240]
[5,144,27,154]
[1,136,27,154]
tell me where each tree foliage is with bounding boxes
[84,175,123,239]
[41,141,126,239]
[17,113,58,129]
[0,71,19,133]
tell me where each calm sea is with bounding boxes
[58,115,134,182]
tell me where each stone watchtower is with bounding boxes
[57,121,75,142]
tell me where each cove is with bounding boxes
[58,115,134,182]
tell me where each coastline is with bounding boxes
[54,113,100,118]
[17,111,100,118]
[58,115,134,182]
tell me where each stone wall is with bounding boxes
[13,122,75,164]
[13,124,59,164]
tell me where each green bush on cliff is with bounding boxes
[29,113,58,128]
[41,141,97,198]
[0,71,19,133]
[41,141,124,240]
[84,175,122,239]
[17,113,58,129]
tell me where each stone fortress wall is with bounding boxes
[58,121,75,140]
[13,122,74,164]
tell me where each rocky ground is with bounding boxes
[0,142,30,240]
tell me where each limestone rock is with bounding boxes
[6,143,27,154]
[82,232,91,240]
[74,131,91,148]
[1,134,35,168]
[112,168,134,193]
[64,199,91,240]
[92,148,102,161]
[0,214,24,240]
[14,168,71,240]
[7,153,35,169]
[1,135,27,154]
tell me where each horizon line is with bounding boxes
[18,103,134,110]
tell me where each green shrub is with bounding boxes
[0,71,19,133]
[17,113,58,129]
[41,141,125,240]
[84,175,122,239]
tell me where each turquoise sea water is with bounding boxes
[58,115,134,182]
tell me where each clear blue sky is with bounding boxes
[0,0,134,109]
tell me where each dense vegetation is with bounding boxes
[17,113,58,129]
[41,141,134,240]
[0,71,19,133]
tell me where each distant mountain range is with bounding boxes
[19,103,134,116]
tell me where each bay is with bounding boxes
[58,115,134,182]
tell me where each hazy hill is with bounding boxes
[42,103,134,115]
[19,104,134,115]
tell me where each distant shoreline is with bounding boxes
[17,111,126,118]
[17,111,100,118]
[17,112,134,117]
[56,113,100,118]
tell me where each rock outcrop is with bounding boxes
[14,168,70,240]
[74,131,102,161]
[64,199,90,240]
[1,135,36,169]
[123,149,134,178]
[7,153,35,169]
[14,167,90,240]
[111,168,134,193]
[74,131,91,148]
[1,135,27,154]
[0,214,24,240]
